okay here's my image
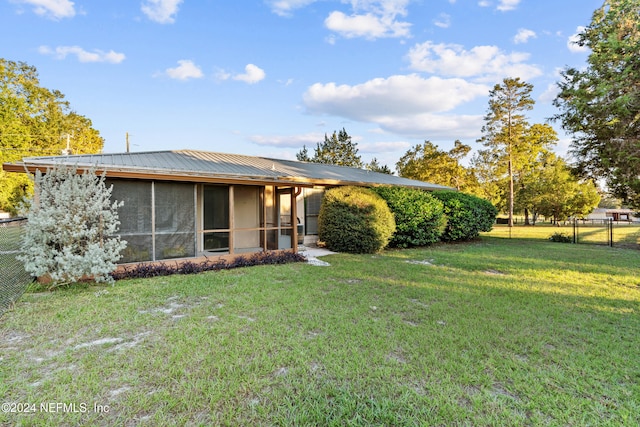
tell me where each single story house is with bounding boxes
[3,149,451,264]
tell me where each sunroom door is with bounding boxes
[202,185,229,253]
[277,188,293,250]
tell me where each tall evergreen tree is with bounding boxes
[296,128,363,168]
[553,0,640,208]
[366,157,393,174]
[477,77,535,227]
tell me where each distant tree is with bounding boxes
[396,140,479,192]
[477,77,535,227]
[473,123,558,224]
[553,0,640,209]
[296,146,311,162]
[469,149,503,207]
[0,59,104,214]
[517,153,600,224]
[597,193,623,209]
[296,128,363,167]
[366,157,393,174]
[18,166,126,286]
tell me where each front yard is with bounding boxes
[1,236,639,426]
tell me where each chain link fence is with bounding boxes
[0,218,33,317]
[488,220,640,249]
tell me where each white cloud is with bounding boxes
[269,0,413,40]
[325,0,412,40]
[233,64,266,84]
[377,113,484,139]
[303,74,488,137]
[249,132,325,148]
[359,141,411,153]
[17,0,75,19]
[325,10,410,39]
[477,0,520,10]
[568,26,589,53]
[141,0,183,24]
[164,60,203,80]
[214,68,232,82]
[267,0,318,17]
[514,28,536,44]
[497,0,520,11]
[305,75,487,117]
[406,41,542,82]
[538,82,559,104]
[39,45,125,63]
[434,13,451,29]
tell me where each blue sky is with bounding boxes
[1,0,603,169]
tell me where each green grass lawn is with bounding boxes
[1,237,639,426]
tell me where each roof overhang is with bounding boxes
[2,161,317,188]
[2,149,454,191]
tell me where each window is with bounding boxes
[304,188,324,235]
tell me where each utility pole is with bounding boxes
[126,132,130,153]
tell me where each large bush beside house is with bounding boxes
[373,186,446,248]
[318,186,395,253]
[18,166,126,286]
[432,191,498,241]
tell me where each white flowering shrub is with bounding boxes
[18,166,126,285]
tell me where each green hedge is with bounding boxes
[373,186,446,248]
[432,191,498,241]
[318,186,396,253]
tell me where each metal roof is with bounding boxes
[3,149,453,191]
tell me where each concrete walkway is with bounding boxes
[298,245,336,266]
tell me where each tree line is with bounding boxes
[297,78,600,224]
[1,0,637,221]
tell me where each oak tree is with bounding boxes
[0,59,104,214]
[396,140,478,192]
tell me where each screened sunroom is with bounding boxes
[109,179,296,263]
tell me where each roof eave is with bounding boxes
[3,160,453,191]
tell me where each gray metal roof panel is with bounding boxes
[13,149,453,190]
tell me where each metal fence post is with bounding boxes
[609,218,614,247]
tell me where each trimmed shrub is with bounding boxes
[373,186,446,248]
[318,186,395,253]
[110,251,306,280]
[549,232,572,243]
[432,191,498,242]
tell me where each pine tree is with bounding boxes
[18,166,126,285]
[477,77,535,227]
[296,128,363,167]
[553,0,640,208]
